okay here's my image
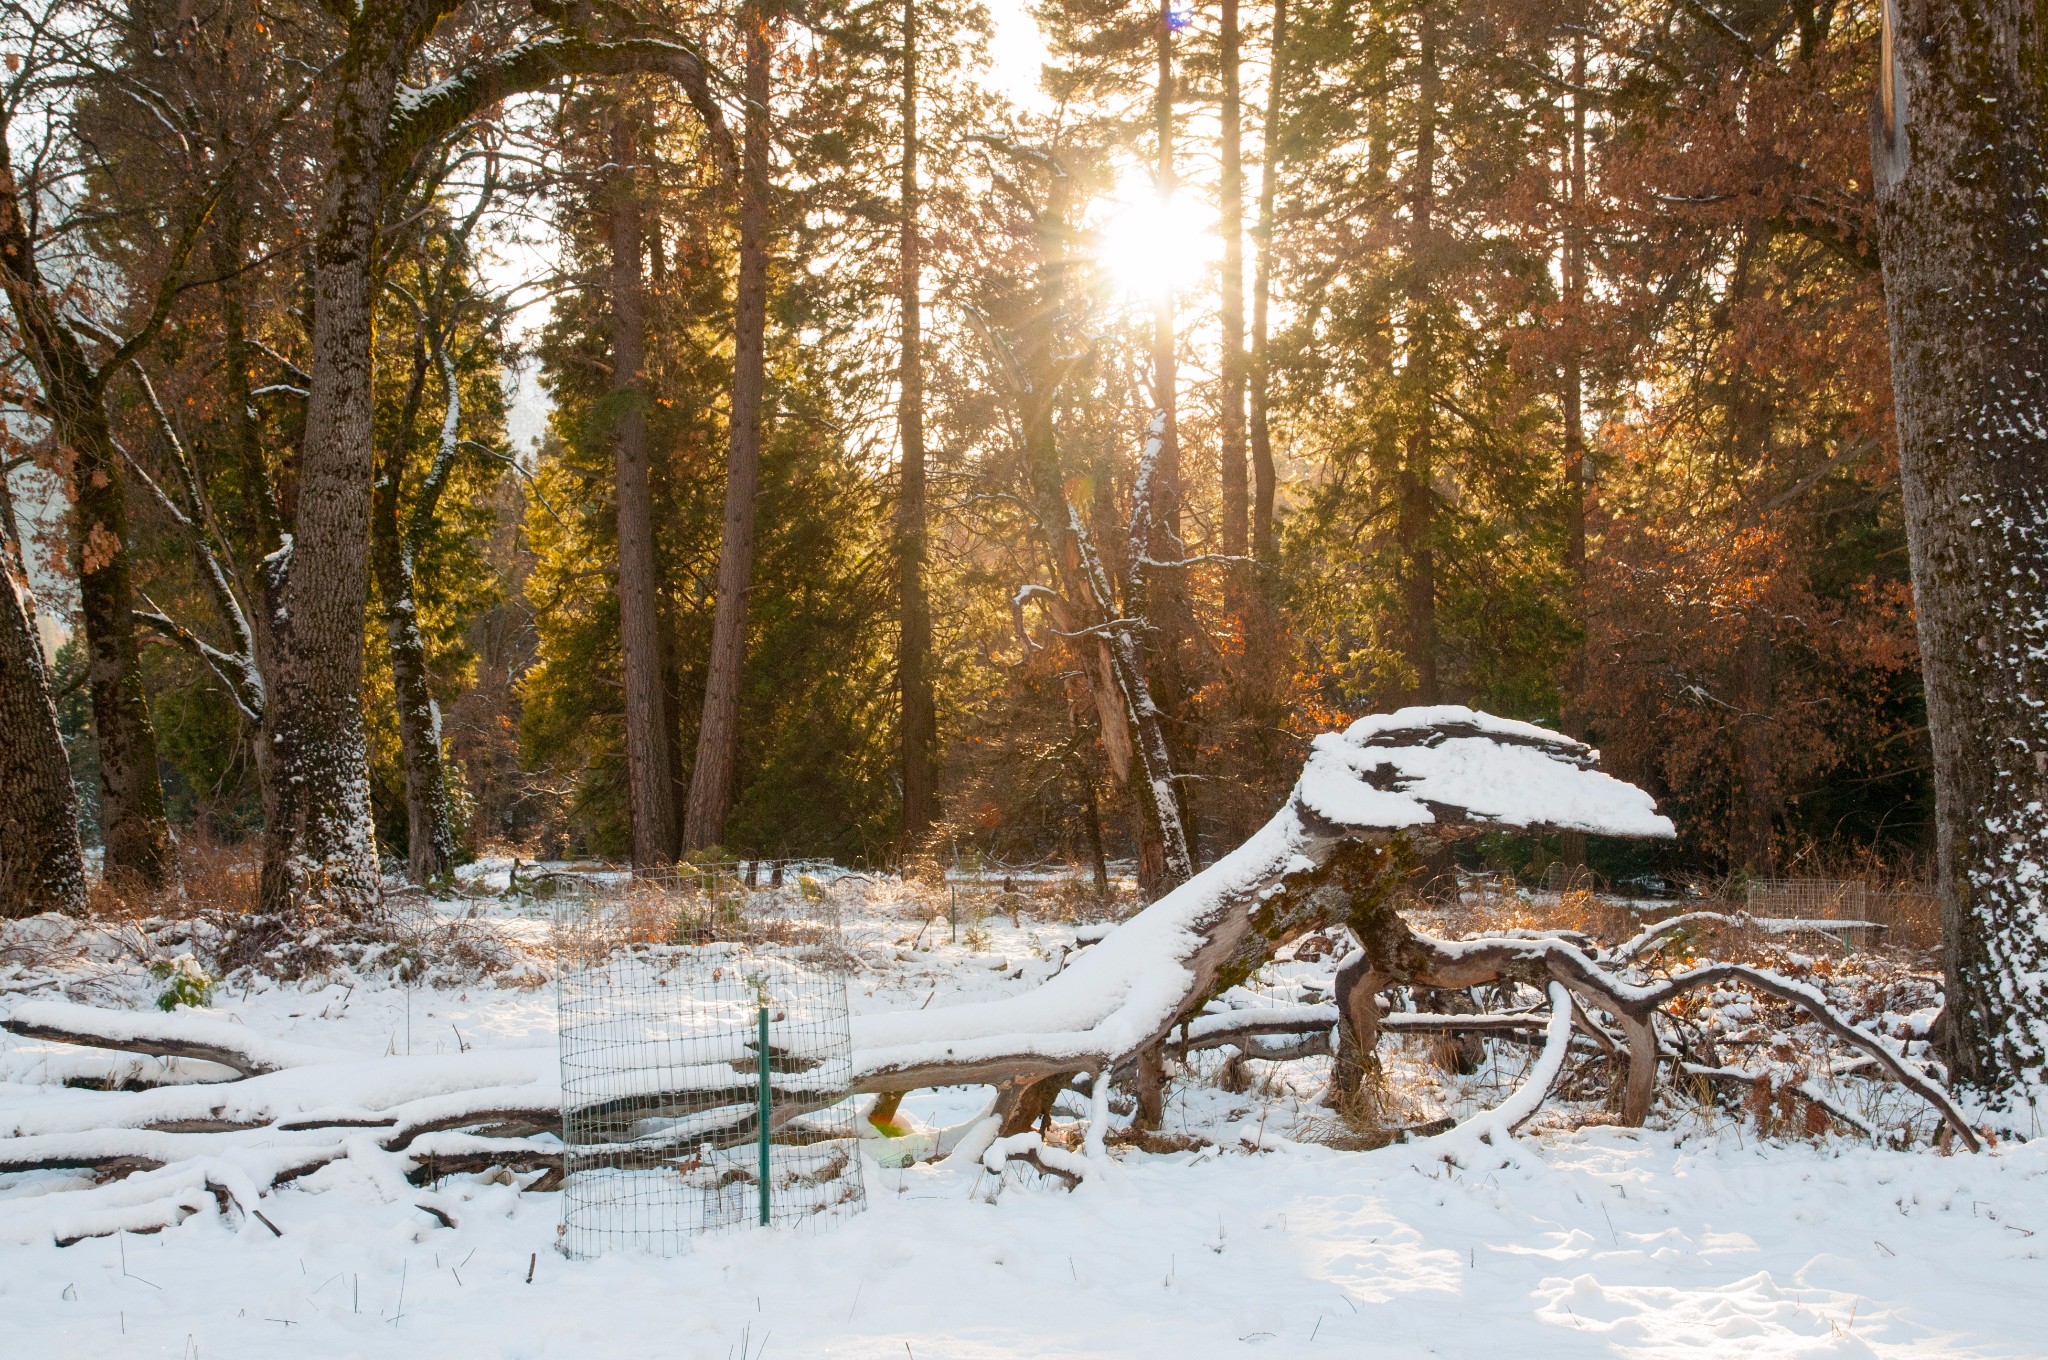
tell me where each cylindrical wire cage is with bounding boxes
[554,869,866,1257]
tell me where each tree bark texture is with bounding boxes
[897,0,939,851]
[264,12,423,909]
[0,141,174,890]
[70,432,175,889]
[684,11,774,852]
[609,110,680,869]
[0,516,87,918]
[1870,0,2048,1107]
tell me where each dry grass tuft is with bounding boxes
[86,833,259,922]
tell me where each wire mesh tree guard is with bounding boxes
[554,868,866,1257]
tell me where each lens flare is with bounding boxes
[1093,186,1217,303]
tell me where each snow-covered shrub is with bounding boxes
[150,953,215,1010]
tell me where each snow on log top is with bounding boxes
[851,706,1671,1085]
[1299,706,1674,838]
[4,999,361,1076]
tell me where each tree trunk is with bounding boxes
[67,390,175,890]
[1080,758,1111,897]
[0,142,174,891]
[1218,0,1249,568]
[1399,6,1440,706]
[1558,32,1589,875]
[1729,624,1776,876]
[1146,0,1199,862]
[1151,0,1180,518]
[372,317,464,887]
[263,18,422,910]
[1869,0,2048,1109]
[253,5,737,906]
[1116,417,1197,895]
[1248,0,1288,569]
[0,486,87,918]
[1241,0,1290,713]
[896,0,939,852]
[215,214,297,915]
[683,10,773,853]
[609,109,680,869]
[379,565,453,885]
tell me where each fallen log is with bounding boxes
[4,1000,355,1078]
[1334,896,1982,1149]
[848,707,1672,1132]
[1179,1003,1549,1057]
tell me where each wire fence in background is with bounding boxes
[554,873,865,1258]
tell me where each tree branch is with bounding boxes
[382,35,736,193]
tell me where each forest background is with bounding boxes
[0,0,1915,901]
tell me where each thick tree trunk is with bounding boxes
[263,18,423,910]
[609,110,680,869]
[216,222,298,915]
[250,6,735,906]
[0,496,87,918]
[1399,7,1440,706]
[1870,1,2048,1108]
[683,11,773,853]
[896,0,939,851]
[0,144,174,891]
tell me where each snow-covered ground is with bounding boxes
[2,871,2043,1358]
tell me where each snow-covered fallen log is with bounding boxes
[848,707,1670,1125]
[3,999,359,1078]
[1179,1003,1550,1056]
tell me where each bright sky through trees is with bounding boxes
[1094,184,1221,303]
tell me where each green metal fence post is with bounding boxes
[757,1003,771,1226]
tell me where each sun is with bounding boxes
[1091,178,1218,304]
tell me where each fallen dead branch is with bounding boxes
[1333,899,1981,1150]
